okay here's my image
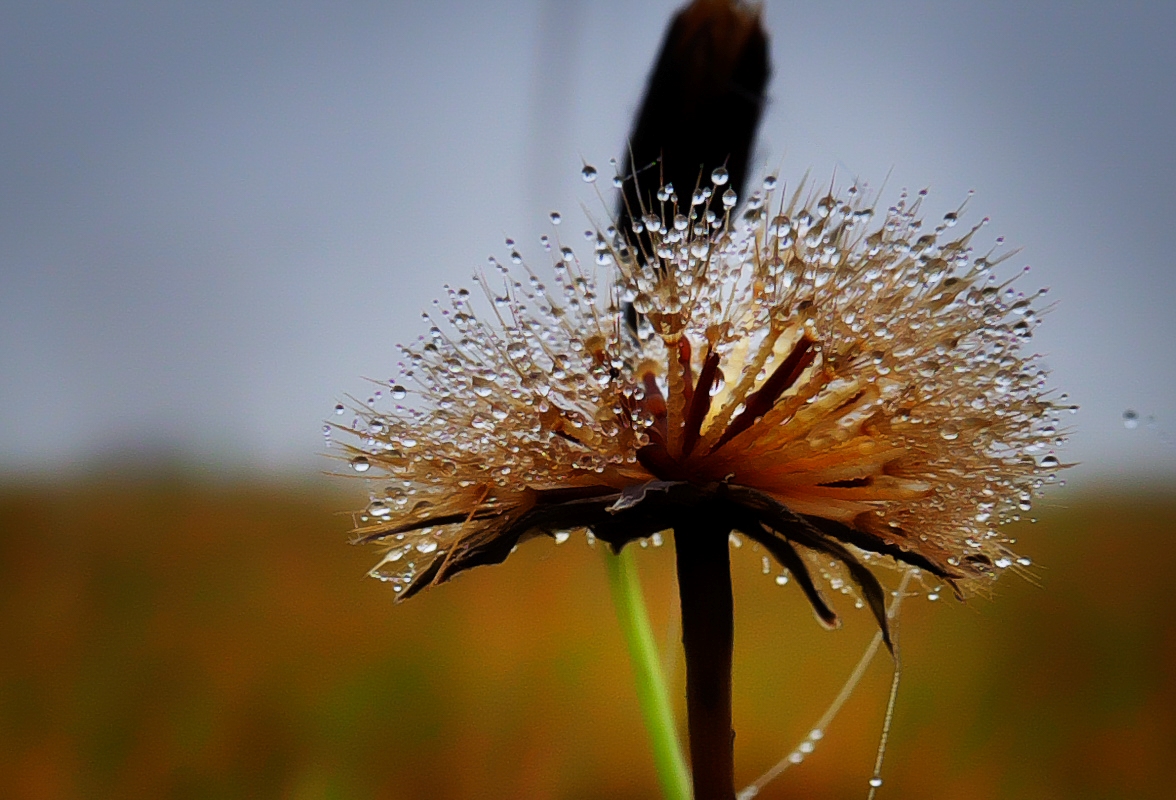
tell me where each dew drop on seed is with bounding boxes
[869,777,883,788]
[581,164,597,183]
[334,403,345,415]
[390,385,407,400]
[549,211,562,225]
[350,456,371,472]
[711,166,729,185]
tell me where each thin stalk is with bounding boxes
[605,547,692,800]
[738,569,916,799]
[675,521,736,800]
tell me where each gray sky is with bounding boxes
[2,1,1174,485]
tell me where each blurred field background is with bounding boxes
[2,476,1173,799]
[4,2,1176,798]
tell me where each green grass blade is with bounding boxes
[604,547,691,800]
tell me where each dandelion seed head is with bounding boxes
[333,175,1067,604]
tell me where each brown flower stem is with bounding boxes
[674,518,735,800]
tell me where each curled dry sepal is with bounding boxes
[333,173,1070,649]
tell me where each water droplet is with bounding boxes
[722,188,737,208]
[581,164,597,183]
[553,529,571,544]
[390,384,407,400]
[1123,409,1139,429]
[711,166,729,185]
[869,777,883,788]
[940,423,960,440]
[350,456,371,473]
[549,211,562,225]
[763,175,777,190]
[334,403,345,415]
[709,373,726,396]
[472,376,495,397]
[1039,454,1060,468]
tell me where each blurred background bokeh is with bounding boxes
[2,1,1174,798]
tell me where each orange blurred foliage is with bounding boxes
[1,477,1173,799]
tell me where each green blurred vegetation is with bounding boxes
[1,476,1173,799]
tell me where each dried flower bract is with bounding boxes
[334,173,1068,643]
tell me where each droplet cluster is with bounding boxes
[332,169,1068,597]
